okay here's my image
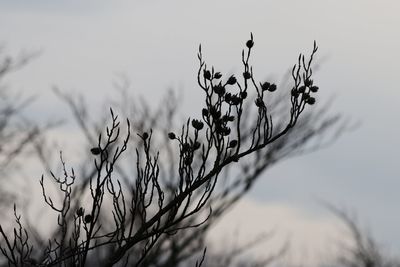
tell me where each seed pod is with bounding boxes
[240,91,248,99]
[255,97,264,107]
[243,71,251,80]
[142,132,149,140]
[90,147,101,155]
[246,39,254,49]
[226,75,237,85]
[229,140,238,148]
[213,84,225,96]
[202,108,209,117]
[305,78,313,87]
[214,72,222,79]
[210,107,221,119]
[310,86,319,93]
[168,132,176,140]
[307,97,316,105]
[261,82,270,91]
[223,127,231,136]
[192,119,204,131]
[76,207,84,217]
[298,85,306,93]
[268,84,277,92]
[225,93,232,103]
[230,95,241,105]
[84,214,93,224]
[204,70,211,80]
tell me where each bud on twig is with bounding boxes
[213,72,222,79]
[84,214,93,224]
[310,86,319,93]
[168,132,176,140]
[261,82,270,91]
[229,140,238,148]
[246,33,254,49]
[203,70,211,80]
[90,147,101,155]
[268,84,277,92]
[192,119,204,131]
[307,96,316,105]
[76,207,84,217]
[226,75,237,85]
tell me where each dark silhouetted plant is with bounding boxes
[326,204,400,267]
[0,35,345,267]
[0,49,52,216]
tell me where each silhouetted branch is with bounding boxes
[0,35,344,267]
[326,203,400,267]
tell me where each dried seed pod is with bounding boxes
[268,84,277,92]
[307,96,316,105]
[213,84,226,96]
[204,70,211,80]
[243,71,251,80]
[225,93,232,103]
[246,39,254,49]
[202,108,209,117]
[214,72,222,79]
[192,119,204,131]
[168,132,176,140]
[76,207,84,217]
[226,75,237,85]
[223,127,231,136]
[210,107,221,119]
[90,147,101,155]
[230,95,241,106]
[84,214,93,224]
[229,140,238,148]
[255,97,264,107]
[261,82,270,91]
[298,85,306,93]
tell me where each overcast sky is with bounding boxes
[1,0,400,264]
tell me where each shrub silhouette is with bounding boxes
[0,50,50,214]
[0,35,349,266]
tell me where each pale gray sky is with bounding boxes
[1,0,400,261]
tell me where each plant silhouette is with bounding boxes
[0,35,360,267]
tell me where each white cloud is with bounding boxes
[208,197,343,266]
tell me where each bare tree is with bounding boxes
[0,34,342,267]
[0,48,50,213]
[324,205,400,267]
